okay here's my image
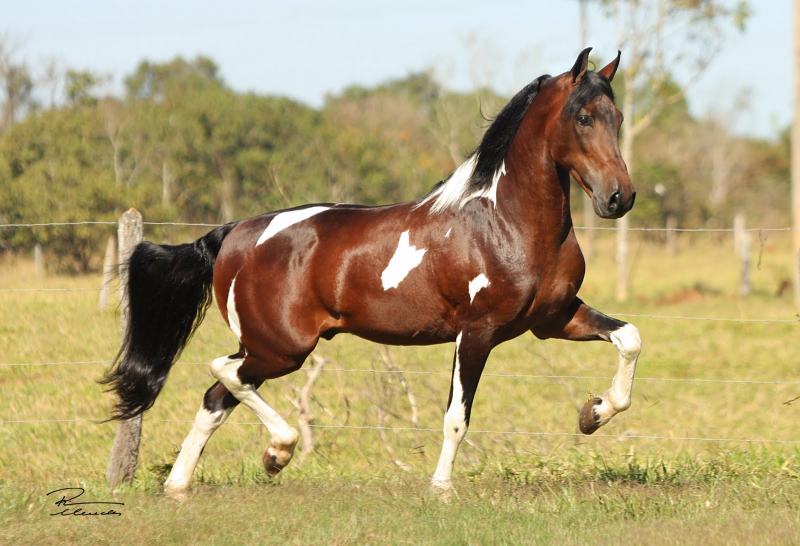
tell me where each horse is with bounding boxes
[102,47,641,498]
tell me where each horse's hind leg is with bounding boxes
[164,380,249,499]
[210,353,301,476]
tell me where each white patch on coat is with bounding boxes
[417,156,506,213]
[381,231,427,290]
[444,227,452,238]
[431,332,467,490]
[418,155,478,213]
[609,323,642,359]
[226,276,242,340]
[468,273,490,303]
[255,206,330,246]
[484,161,505,205]
[210,354,299,448]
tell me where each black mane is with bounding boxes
[466,71,614,197]
[465,75,551,197]
[423,70,615,207]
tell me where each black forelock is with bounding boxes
[563,71,614,118]
[465,74,551,197]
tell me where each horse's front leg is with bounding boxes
[431,330,491,492]
[532,299,642,435]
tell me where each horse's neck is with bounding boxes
[495,145,573,247]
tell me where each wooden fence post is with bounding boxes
[98,236,116,311]
[665,214,677,256]
[107,208,143,490]
[734,213,751,297]
[34,244,43,277]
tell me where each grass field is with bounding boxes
[1,230,799,545]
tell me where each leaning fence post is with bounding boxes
[98,236,116,311]
[107,208,143,489]
[734,213,751,297]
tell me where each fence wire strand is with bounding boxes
[0,220,793,232]
[0,287,102,293]
[1,358,798,386]
[2,217,799,449]
[1,416,799,445]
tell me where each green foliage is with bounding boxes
[0,106,123,270]
[1,240,799,542]
[64,70,103,106]
[0,51,789,270]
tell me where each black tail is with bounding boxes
[101,223,236,420]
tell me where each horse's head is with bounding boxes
[548,48,635,219]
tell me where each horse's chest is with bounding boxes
[519,242,585,319]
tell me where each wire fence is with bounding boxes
[1,289,797,324]
[1,417,799,446]
[0,220,794,232]
[1,358,799,387]
[1,218,799,449]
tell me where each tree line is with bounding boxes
[0,52,788,271]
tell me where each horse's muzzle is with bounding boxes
[595,189,636,219]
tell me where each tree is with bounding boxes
[65,69,104,106]
[601,0,749,301]
[0,37,34,131]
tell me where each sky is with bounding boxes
[4,0,792,139]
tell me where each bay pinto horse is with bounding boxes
[102,48,641,498]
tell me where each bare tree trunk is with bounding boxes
[103,113,125,187]
[219,163,238,223]
[616,68,635,302]
[98,235,116,311]
[793,0,800,307]
[665,214,677,255]
[161,160,173,208]
[296,353,327,462]
[33,243,43,277]
[734,213,751,297]
[709,136,731,209]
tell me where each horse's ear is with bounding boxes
[571,47,592,84]
[598,50,622,82]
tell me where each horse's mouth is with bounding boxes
[570,169,594,198]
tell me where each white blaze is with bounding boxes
[468,273,490,303]
[255,206,330,246]
[381,231,427,290]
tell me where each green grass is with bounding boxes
[1,231,799,544]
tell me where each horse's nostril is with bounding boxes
[608,191,621,212]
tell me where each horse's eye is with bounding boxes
[577,114,593,127]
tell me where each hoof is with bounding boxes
[579,397,603,435]
[262,442,296,476]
